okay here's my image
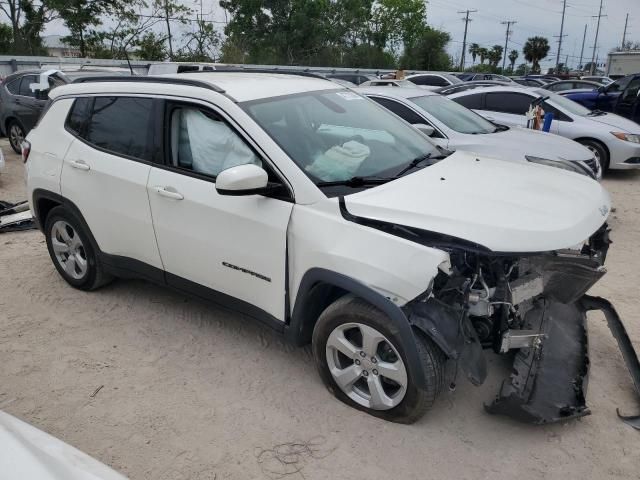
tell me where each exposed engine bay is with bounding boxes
[404,224,640,426]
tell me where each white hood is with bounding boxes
[0,410,127,480]
[584,112,640,133]
[344,151,610,253]
[484,127,594,162]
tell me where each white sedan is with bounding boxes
[357,86,600,179]
[447,86,640,171]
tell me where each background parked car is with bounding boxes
[456,73,514,83]
[511,77,548,87]
[358,86,599,179]
[433,80,510,96]
[325,73,374,85]
[359,79,418,88]
[543,79,601,92]
[563,73,640,123]
[405,72,462,87]
[0,69,131,153]
[581,75,614,85]
[448,85,640,171]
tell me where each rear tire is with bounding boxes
[312,295,444,424]
[44,206,112,291]
[7,120,25,154]
[577,138,609,173]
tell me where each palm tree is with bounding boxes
[523,36,550,73]
[478,47,489,65]
[508,49,519,71]
[489,45,503,67]
[468,43,480,65]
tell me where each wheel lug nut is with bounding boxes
[359,351,366,358]
[372,369,378,375]
[371,357,377,364]
[362,370,369,377]
[355,359,361,365]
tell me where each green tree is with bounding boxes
[523,36,550,73]
[0,0,53,54]
[508,49,519,71]
[176,17,221,62]
[468,43,480,65]
[478,47,488,65]
[0,23,12,54]
[136,31,167,61]
[488,44,503,67]
[401,26,451,70]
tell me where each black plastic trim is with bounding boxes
[286,267,427,390]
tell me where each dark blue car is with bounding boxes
[564,74,640,123]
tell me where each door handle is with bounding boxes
[153,186,184,200]
[69,159,90,171]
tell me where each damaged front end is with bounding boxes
[404,224,640,426]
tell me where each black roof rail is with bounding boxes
[182,67,330,80]
[71,75,226,93]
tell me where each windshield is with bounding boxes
[534,89,592,116]
[243,90,439,188]
[410,94,497,134]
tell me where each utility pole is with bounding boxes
[579,24,587,70]
[622,13,629,50]
[590,0,606,75]
[459,9,477,71]
[501,20,517,72]
[555,0,568,74]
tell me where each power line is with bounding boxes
[501,20,517,72]
[555,0,568,73]
[458,9,477,71]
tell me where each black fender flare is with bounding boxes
[286,268,428,390]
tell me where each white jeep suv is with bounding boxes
[24,72,638,425]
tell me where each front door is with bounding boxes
[614,77,640,120]
[147,102,294,322]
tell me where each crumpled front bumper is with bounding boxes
[486,295,640,428]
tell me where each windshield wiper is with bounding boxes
[316,176,393,188]
[393,153,435,177]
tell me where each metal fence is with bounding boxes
[0,55,429,77]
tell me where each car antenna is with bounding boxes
[124,50,134,76]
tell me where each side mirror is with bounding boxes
[413,123,435,137]
[216,164,269,196]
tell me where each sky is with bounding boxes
[426,0,637,70]
[41,0,637,70]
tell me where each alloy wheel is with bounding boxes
[50,220,88,280]
[325,322,408,410]
[9,124,24,152]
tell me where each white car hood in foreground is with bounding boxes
[344,151,610,253]
[0,410,127,480]
[583,112,640,133]
[486,127,593,162]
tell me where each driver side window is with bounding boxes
[169,106,261,178]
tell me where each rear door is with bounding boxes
[146,100,294,321]
[15,75,47,132]
[482,91,536,127]
[61,96,163,271]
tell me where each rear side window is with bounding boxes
[485,92,532,115]
[83,97,154,161]
[453,93,484,110]
[6,78,20,95]
[369,97,425,125]
[66,98,92,134]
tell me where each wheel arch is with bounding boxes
[286,268,428,390]
[574,137,610,167]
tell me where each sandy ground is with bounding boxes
[1,139,640,480]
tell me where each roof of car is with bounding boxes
[356,86,438,99]
[166,72,339,101]
[50,72,341,102]
[447,85,536,98]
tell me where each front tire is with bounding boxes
[44,206,112,290]
[577,138,609,173]
[312,295,444,424]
